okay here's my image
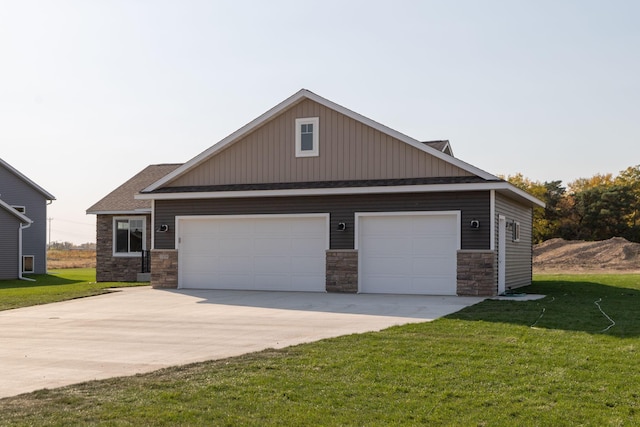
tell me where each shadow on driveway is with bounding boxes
[161,288,486,320]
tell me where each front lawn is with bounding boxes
[0,269,145,311]
[1,274,638,425]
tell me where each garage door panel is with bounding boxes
[412,258,452,275]
[218,256,253,272]
[290,256,325,273]
[179,216,327,291]
[412,236,455,253]
[363,256,411,275]
[359,213,458,295]
[364,237,412,256]
[291,238,325,254]
[254,256,289,272]
[218,238,252,254]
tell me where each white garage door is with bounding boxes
[357,212,460,295]
[178,214,329,291]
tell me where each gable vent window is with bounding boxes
[13,206,26,214]
[295,117,319,157]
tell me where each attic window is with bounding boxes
[295,117,319,157]
[13,206,26,214]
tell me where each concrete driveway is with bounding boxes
[0,287,484,398]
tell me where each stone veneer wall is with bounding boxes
[326,250,358,293]
[457,250,497,296]
[151,249,178,289]
[96,214,151,282]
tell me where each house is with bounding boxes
[86,164,182,282]
[0,158,56,279]
[94,89,544,296]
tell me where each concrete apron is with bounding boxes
[0,287,485,399]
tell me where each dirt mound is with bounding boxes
[533,237,640,273]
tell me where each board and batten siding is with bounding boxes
[0,165,48,274]
[154,191,491,251]
[167,99,473,187]
[0,209,20,279]
[495,192,534,288]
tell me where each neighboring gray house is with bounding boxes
[86,164,182,282]
[94,89,544,296]
[0,158,56,279]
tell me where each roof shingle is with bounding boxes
[86,164,182,214]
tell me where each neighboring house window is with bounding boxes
[12,206,26,214]
[512,221,521,242]
[295,117,319,157]
[23,255,34,273]
[114,217,146,256]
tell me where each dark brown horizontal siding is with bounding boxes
[154,191,491,251]
[495,193,533,288]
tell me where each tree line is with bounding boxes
[48,241,96,250]
[505,165,640,244]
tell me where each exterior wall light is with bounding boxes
[470,219,480,229]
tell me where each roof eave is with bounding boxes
[0,198,33,223]
[136,181,545,207]
[0,157,56,201]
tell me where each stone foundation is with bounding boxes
[457,250,497,296]
[326,250,358,293]
[151,249,178,289]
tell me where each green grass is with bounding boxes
[1,274,639,425]
[0,269,145,311]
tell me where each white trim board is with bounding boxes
[137,181,545,207]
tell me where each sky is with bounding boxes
[1,1,638,244]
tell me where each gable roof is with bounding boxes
[142,89,497,193]
[0,198,32,224]
[0,157,56,201]
[86,164,182,214]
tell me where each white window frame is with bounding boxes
[512,221,521,242]
[113,216,146,257]
[22,255,34,273]
[295,117,319,157]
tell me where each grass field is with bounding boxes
[0,273,638,425]
[47,249,96,269]
[0,269,143,311]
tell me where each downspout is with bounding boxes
[18,221,36,282]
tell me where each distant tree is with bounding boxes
[502,174,548,243]
[504,166,640,243]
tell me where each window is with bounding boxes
[22,255,34,273]
[114,217,146,256]
[12,206,26,214]
[512,221,521,242]
[295,117,319,157]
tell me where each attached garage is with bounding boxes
[177,214,329,291]
[356,212,460,295]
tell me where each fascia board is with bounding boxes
[143,89,310,192]
[86,209,150,215]
[135,181,545,207]
[302,91,496,180]
[0,198,33,223]
[0,157,56,201]
[143,89,498,193]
